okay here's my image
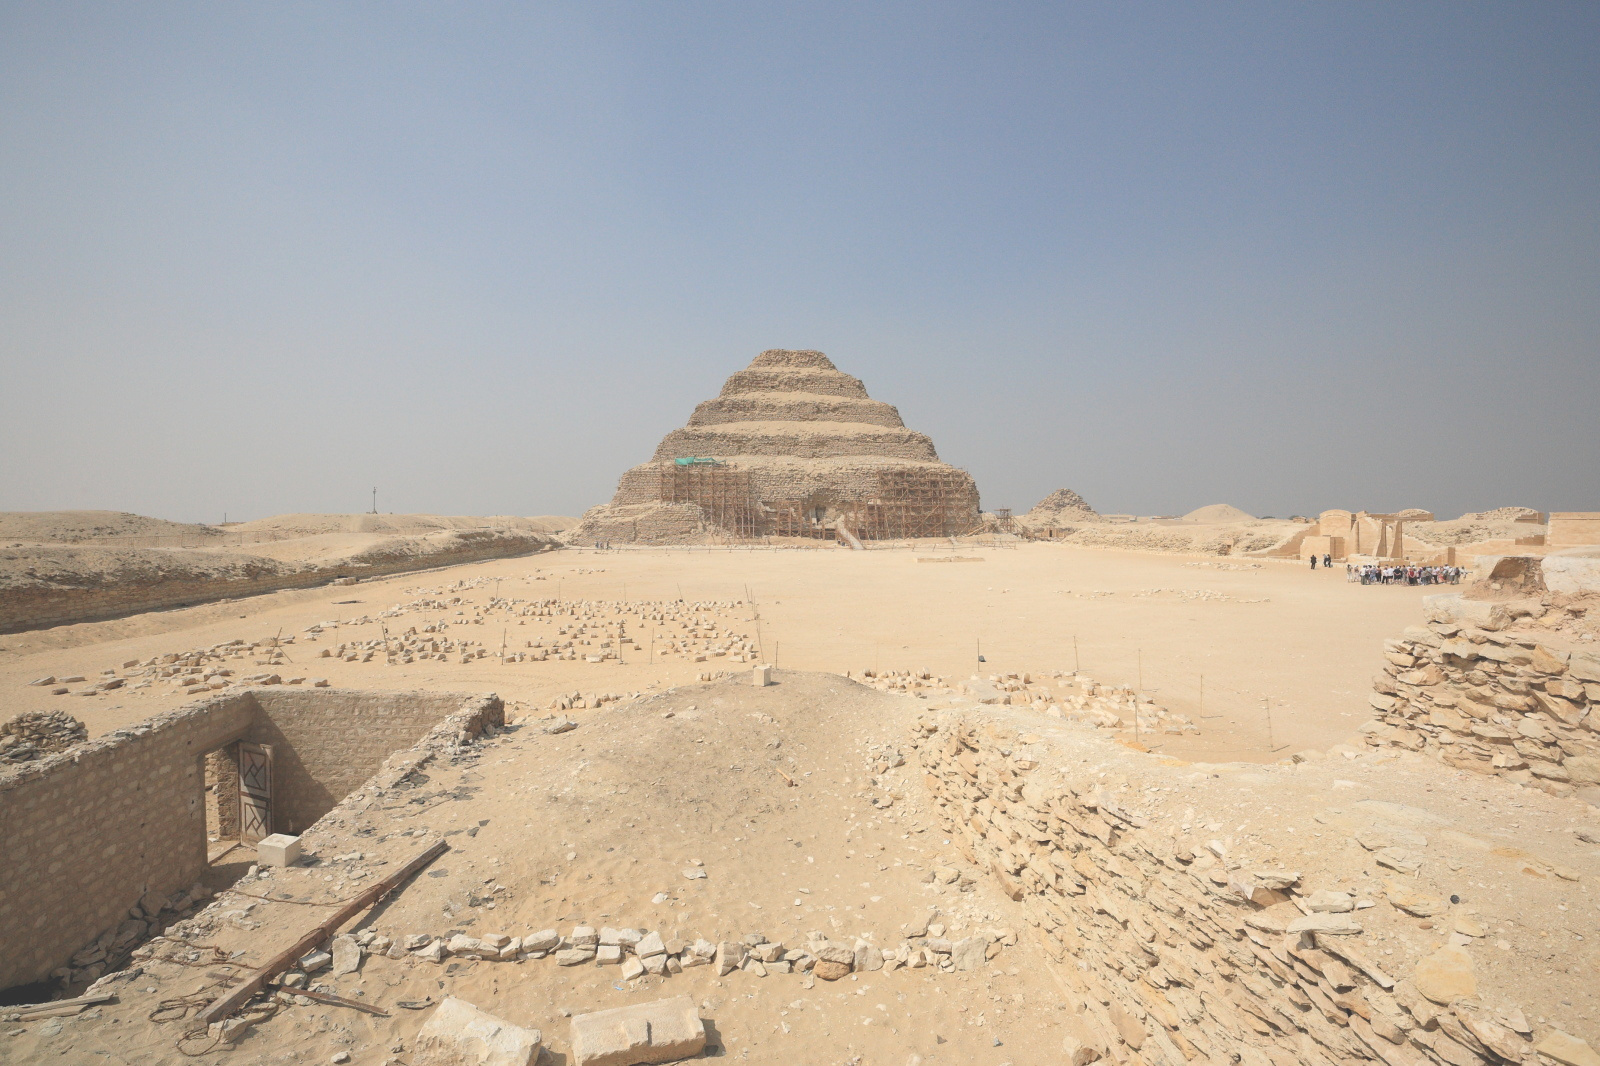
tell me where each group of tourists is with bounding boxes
[1346,563,1465,585]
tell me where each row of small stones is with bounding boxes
[276,923,1012,994]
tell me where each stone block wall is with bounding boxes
[912,711,1551,1066]
[0,688,501,993]
[244,688,501,835]
[0,694,255,992]
[1363,595,1599,796]
[205,744,241,840]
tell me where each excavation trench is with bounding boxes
[0,687,501,996]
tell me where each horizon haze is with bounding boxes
[2,3,1597,524]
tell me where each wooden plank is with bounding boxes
[10,992,117,1018]
[200,840,448,1026]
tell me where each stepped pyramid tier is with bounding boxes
[573,350,981,544]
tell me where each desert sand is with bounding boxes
[3,541,1431,761]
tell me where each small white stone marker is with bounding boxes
[753,664,773,687]
[258,833,301,867]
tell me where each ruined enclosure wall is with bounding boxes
[245,689,491,836]
[911,711,1543,1066]
[0,688,502,993]
[0,694,254,991]
[1364,596,1600,793]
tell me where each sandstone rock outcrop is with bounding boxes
[572,350,980,543]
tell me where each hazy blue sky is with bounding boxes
[2,3,1596,523]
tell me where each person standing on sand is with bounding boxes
[1323,553,1332,569]
[1310,554,1318,570]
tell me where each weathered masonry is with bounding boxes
[572,349,982,543]
[0,688,501,993]
[910,708,1586,1066]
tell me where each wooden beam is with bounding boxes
[199,839,448,1026]
[9,992,116,1018]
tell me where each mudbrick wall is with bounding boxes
[0,693,255,994]
[244,688,498,836]
[910,709,1592,1066]
[0,689,502,993]
[1365,592,1600,800]
[0,530,557,634]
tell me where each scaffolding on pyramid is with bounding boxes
[836,468,978,541]
[657,461,757,538]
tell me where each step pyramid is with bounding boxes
[572,350,981,543]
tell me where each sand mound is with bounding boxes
[0,510,221,543]
[1180,503,1256,523]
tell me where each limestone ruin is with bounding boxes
[571,349,981,543]
[3,511,1598,1066]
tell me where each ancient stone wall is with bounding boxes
[205,744,241,840]
[0,688,501,993]
[911,710,1554,1066]
[1362,594,1599,797]
[688,394,906,428]
[0,693,255,992]
[653,424,939,461]
[244,689,498,836]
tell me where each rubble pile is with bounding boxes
[26,593,755,704]
[962,671,1201,735]
[1365,592,1599,801]
[911,710,1594,1066]
[35,882,216,992]
[0,709,88,764]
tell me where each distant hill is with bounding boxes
[1181,503,1256,524]
[0,510,222,543]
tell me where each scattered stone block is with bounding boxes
[414,996,541,1066]
[753,665,773,687]
[714,941,744,975]
[950,937,986,971]
[1413,945,1475,1005]
[258,833,302,867]
[1537,1030,1600,1066]
[330,934,362,976]
[1286,913,1361,936]
[569,995,705,1066]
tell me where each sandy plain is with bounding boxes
[5,539,1600,1066]
[0,541,1433,762]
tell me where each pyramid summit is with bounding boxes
[573,349,981,543]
